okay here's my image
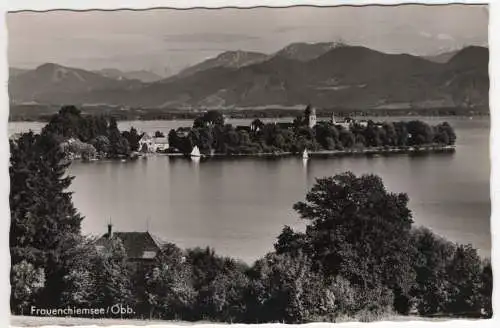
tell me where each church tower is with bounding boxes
[308,107,317,128]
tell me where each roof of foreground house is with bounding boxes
[95,231,163,260]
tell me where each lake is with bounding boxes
[9,117,491,263]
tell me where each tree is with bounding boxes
[186,247,225,291]
[363,121,382,147]
[42,105,83,139]
[249,252,336,323]
[193,110,225,128]
[168,129,180,150]
[479,259,492,318]
[108,117,130,157]
[444,244,483,315]
[407,121,434,146]
[196,260,250,322]
[274,226,310,257]
[339,130,355,148]
[410,227,456,315]
[93,237,133,312]
[90,135,111,155]
[186,247,250,321]
[434,122,456,145]
[144,258,196,320]
[60,236,100,308]
[122,127,142,152]
[10,260,45,314]
[251,119,264,134]
[293,172,416,313]
[10,131,83,270]
[154,130,165,138]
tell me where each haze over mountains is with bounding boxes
[9,42,489,112]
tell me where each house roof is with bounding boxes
[95,231,162,259]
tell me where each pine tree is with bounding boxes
[10,131,83,308]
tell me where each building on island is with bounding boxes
[152,137,169,152]
[330,113,368,130]
[94,224,163,266]
[308,106,317,128]
[331,113,351,130]
[138,133,170,153]
[138,133,154,152]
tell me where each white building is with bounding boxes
[153,137,169,152]
[331,113,351,130]
[308,107,317,128]
[138,133,169,153]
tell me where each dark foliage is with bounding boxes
[169,108,456,155]
[10,131,83,311]
[41,106,132,159]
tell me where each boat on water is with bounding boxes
[302,149,309,159]
[191,146,201,158]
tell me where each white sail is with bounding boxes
[191,146,201,157]
[302,149,309,159]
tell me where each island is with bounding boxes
[10,105,457,162]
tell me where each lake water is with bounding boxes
[9,117,491,263]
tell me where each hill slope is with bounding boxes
[175,51,269,79]
[9,63,141,104]
[94,68,163,82]
[274,42,344,61]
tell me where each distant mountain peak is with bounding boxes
[35,62,63,71]
[175,50,269,79]
[447,45,488,68]
[274,41,347,61]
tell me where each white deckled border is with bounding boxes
[5,0,491,12]
[0,1,497,328]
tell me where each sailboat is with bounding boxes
[191,146,201,158]
[302,149,309,159]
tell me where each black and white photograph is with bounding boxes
[6,2,492,326]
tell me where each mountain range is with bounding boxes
[92,68,164,83]
[8,42,489,111]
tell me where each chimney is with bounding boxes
[107,223,113,239]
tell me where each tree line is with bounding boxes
[9,121,491,322]
[168,110,456,155]
[25,106,456,160]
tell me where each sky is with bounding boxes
[7,4,489,76]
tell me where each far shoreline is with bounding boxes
[8,113,491,124]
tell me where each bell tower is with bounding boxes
[308,107,317,128]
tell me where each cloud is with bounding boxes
[163,33,260,44]
[273,26,303,33]
[436,33,454,41]
[419,31,432,38]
